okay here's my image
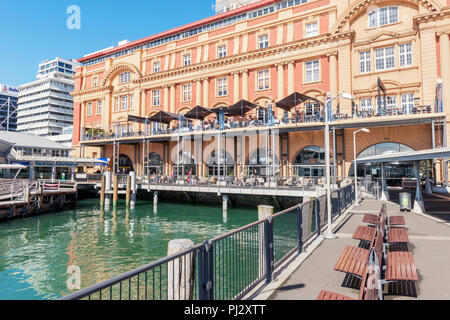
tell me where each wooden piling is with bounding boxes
[113,175,119,207]
[100,175,106,207]
[258,205,274,278]
[126,176,131,207]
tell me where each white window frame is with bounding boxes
[386,95,397,110]
[153,90,161,106]
[97,100,103,115]
[399,43,412,68]
[360,98,372,111]
[305,22,318,38]
[218,45,227,58]
[121,95,128,110]
[257,69,270,91]
[368,6,398,28]
[93,77,98,87]
[305,60,320,83]
[153,61,161,73]
[120,72,131,84]
[401,93,414,114]
[217,77,228,97]
[183,54,191,67]
[259,34,269,49]
[360,50,371,74]
[182,84,192,102]
[87,102,93,116]
[375,46,395,71]
[115,97,120,111]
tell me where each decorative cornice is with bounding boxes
[414,8,450,24]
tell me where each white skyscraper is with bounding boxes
[17,57,80,137]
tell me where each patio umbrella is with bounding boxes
[183,106,213,121]
[226,99,259,118]
[275,92,324,111]
[148,111,181,125]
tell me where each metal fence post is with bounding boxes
[337,189,342,216]
[264,217,274,283]
[315,198,321,236]
[297,205,303,254]
[198,240,214,300]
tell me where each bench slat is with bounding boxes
[317,290,354,300]
[386,251,418,281]
[388,228,409,244]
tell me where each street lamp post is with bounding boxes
[353,128,370,205]
[323,92,354,240]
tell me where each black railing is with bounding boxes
[60,184,355,301]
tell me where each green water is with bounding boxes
[0,199,257,300]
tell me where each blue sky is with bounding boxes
[0,0,216,86]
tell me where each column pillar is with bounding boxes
[277,63,285,119]
[80,101,86,141]
[242,70,249,100]
[170,84,176,114]
[287,61,295,95]
[103,94,112,133]
[328,52,338,99]
[203,78,209,107]
[439,33,450,111]
[233,72,240,102]
[196,80,202,106]
[164,86,169,112]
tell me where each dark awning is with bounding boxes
[0,139,14,157]
[148,111,181,125]
[127,115,148,124]
[275,92,325,111]
[226,99,259,117]
[183,106,213,121]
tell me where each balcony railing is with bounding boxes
[81,106,438,142]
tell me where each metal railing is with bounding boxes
[60,184,355,301]
[81,107,438,142]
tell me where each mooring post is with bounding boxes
[222,194,228,223]
[100,175,106,207]
[154,191,158,212]
[113,175,119,208]
[167,239,195,300]
[105,171,112,208]
[126,175,131,207]
[130,171,136,209]
[258,205,274,280]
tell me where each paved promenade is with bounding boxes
[269,198,450,300]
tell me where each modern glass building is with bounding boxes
[0,84,18,131]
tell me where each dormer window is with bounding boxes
[368,6,398,28]
[120,72,131,84]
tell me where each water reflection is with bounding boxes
[0,199,256,300]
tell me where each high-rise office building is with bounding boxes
[17,57,80,137]
[0,84,18,131]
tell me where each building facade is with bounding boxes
[0,84,18,131]
[17,58,80,137]
[72,0,450,184]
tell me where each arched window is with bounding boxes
[247,148,279,177]
[145,152,163,175]
[293,146,333,177]
[207,150,234,176]
[350,142,416,185]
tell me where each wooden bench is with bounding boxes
[385,251,418,282]
[353,225,376,242]
[334,246,370,278]
[379,214,410,244]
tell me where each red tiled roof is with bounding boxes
[78,0,282,63]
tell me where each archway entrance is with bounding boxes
[207,150,234,177]
[173,151,197,177]
[247,148,279,177]
[145,152,163,175]
[293,146,333,177]
[118,154,134,174]
[350,142,416,186]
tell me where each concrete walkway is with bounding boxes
[269,198,450,300]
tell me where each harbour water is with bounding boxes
[0,199,257,300]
